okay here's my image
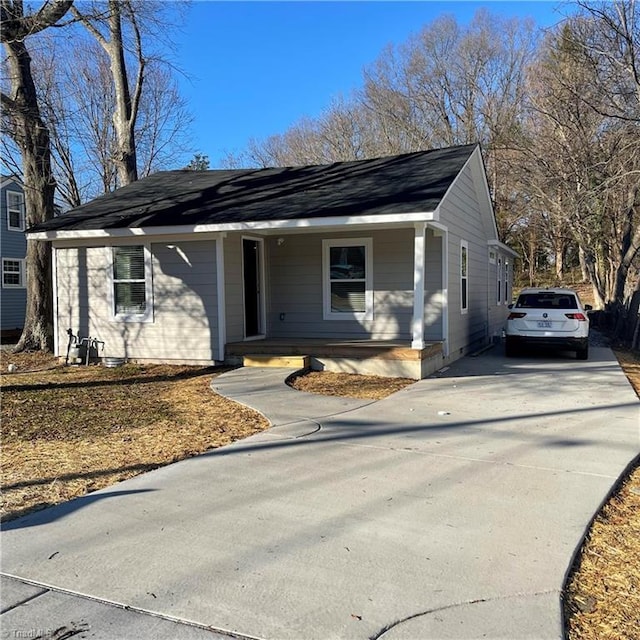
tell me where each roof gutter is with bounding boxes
[488,239,519,258]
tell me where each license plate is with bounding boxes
[537,321,552,328]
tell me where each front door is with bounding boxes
[242,238,262,337]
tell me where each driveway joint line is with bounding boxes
[0,586,49,615]
[0,573,263,640]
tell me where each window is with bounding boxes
[489,250,496,265]
[110,245,153,322]
[460,241,468,313]
[323,238,373,320]
[2,258,25,288]
[504,260,510,304]
[6,191,25,231]
[515,292,578,310]
[497,257,502,304]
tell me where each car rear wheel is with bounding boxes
[505,337,518,358]
[576,343,589,360]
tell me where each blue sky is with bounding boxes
[174,1,570,167]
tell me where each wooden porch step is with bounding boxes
[243,354,310,369]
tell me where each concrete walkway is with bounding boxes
[2,346,638,639]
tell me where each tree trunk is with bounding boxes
[612,184,640,305]
[107,0,138,186]
[578,246,590,283]
[5,38,56,352]
[2,0,73,352]
[554,241,566,283]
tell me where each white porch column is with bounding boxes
[429,221,449,358]
[216,233,227,362]
[411,222,426,350]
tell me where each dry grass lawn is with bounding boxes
[1,347,639,640]
[1,352,268,522]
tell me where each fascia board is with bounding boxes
[488,239,519,258]
[469,146,500,240]
[0,177,21,190]
[29,211,436,241]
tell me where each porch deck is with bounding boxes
[226,338,442,361]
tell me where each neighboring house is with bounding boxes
[28,144,517,378]
[1,175,27,338]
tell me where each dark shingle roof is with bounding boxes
[30,144,477,233]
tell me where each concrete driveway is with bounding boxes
[2,346,638,639]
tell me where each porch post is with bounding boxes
[216,233,227,362]
[411,222,426,350]
[429,221,449,358]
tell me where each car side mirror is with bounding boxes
[584,304,593,311]
[508,303,513,309]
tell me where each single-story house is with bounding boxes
[28,143,517,378]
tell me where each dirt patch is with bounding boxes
[288,369,414,400]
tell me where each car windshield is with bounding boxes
[515,293,578,310]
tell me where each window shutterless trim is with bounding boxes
[460,240,468,314]
[322,237,373,321]
[2,258,25,288]
[6,190,25,231]
[106,244,154,323]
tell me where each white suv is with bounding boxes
[505,288,591,360]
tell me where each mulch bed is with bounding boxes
[288,369,414,399]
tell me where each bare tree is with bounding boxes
[231,9,538,250]
[71,0,144,186]
[522,4,640,310]
[1,0,74,351]
[2,2,193,208]
[31,33,191,206]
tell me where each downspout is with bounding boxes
[216,233,227,363]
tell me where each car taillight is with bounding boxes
[565,313,587,321]
[508,312,527,319]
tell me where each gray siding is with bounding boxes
[487,251,514,339]
[223,234,245,342]
[56,240,219,361]
[439,162,493,356]
[423,229,444,341]
[1,181,27,331]
[266,228,418,341]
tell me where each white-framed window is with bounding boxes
[489,250,496,265]
[108,244,153,322]
[460,240,468,314]
[2,258,25,288]
[6,191,25,231]
[497,257,502,304]
[504,260,510,303]
[322,238,373,321]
